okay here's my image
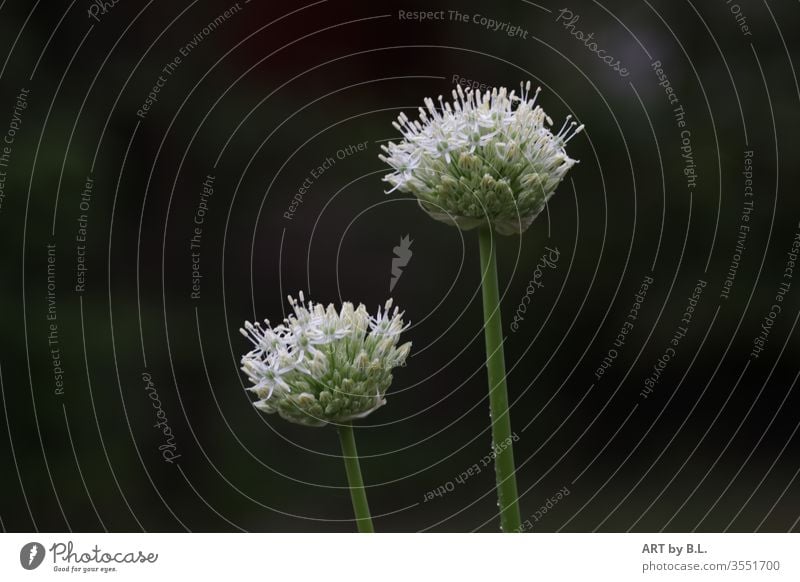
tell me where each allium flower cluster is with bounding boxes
[380,82,584,235]
[240,293,412,427]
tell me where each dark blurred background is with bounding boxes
[0,0,798,532]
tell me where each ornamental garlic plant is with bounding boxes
[240,293,411,427]
[240,293,412,532]
[380,82,582,235]
[380,83,583,532]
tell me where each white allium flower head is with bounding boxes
[379,82,584,235]
[240,292,412,427]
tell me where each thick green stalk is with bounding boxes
[338,422,375,533]
[478,226,522,532]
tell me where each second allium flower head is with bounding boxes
[240,293,412,427]
[380,82,584,235]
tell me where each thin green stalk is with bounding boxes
[478,226,522,532]
[338,421,375,533]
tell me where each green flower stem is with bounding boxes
[478,226,522,532]
[338,421,375,533]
